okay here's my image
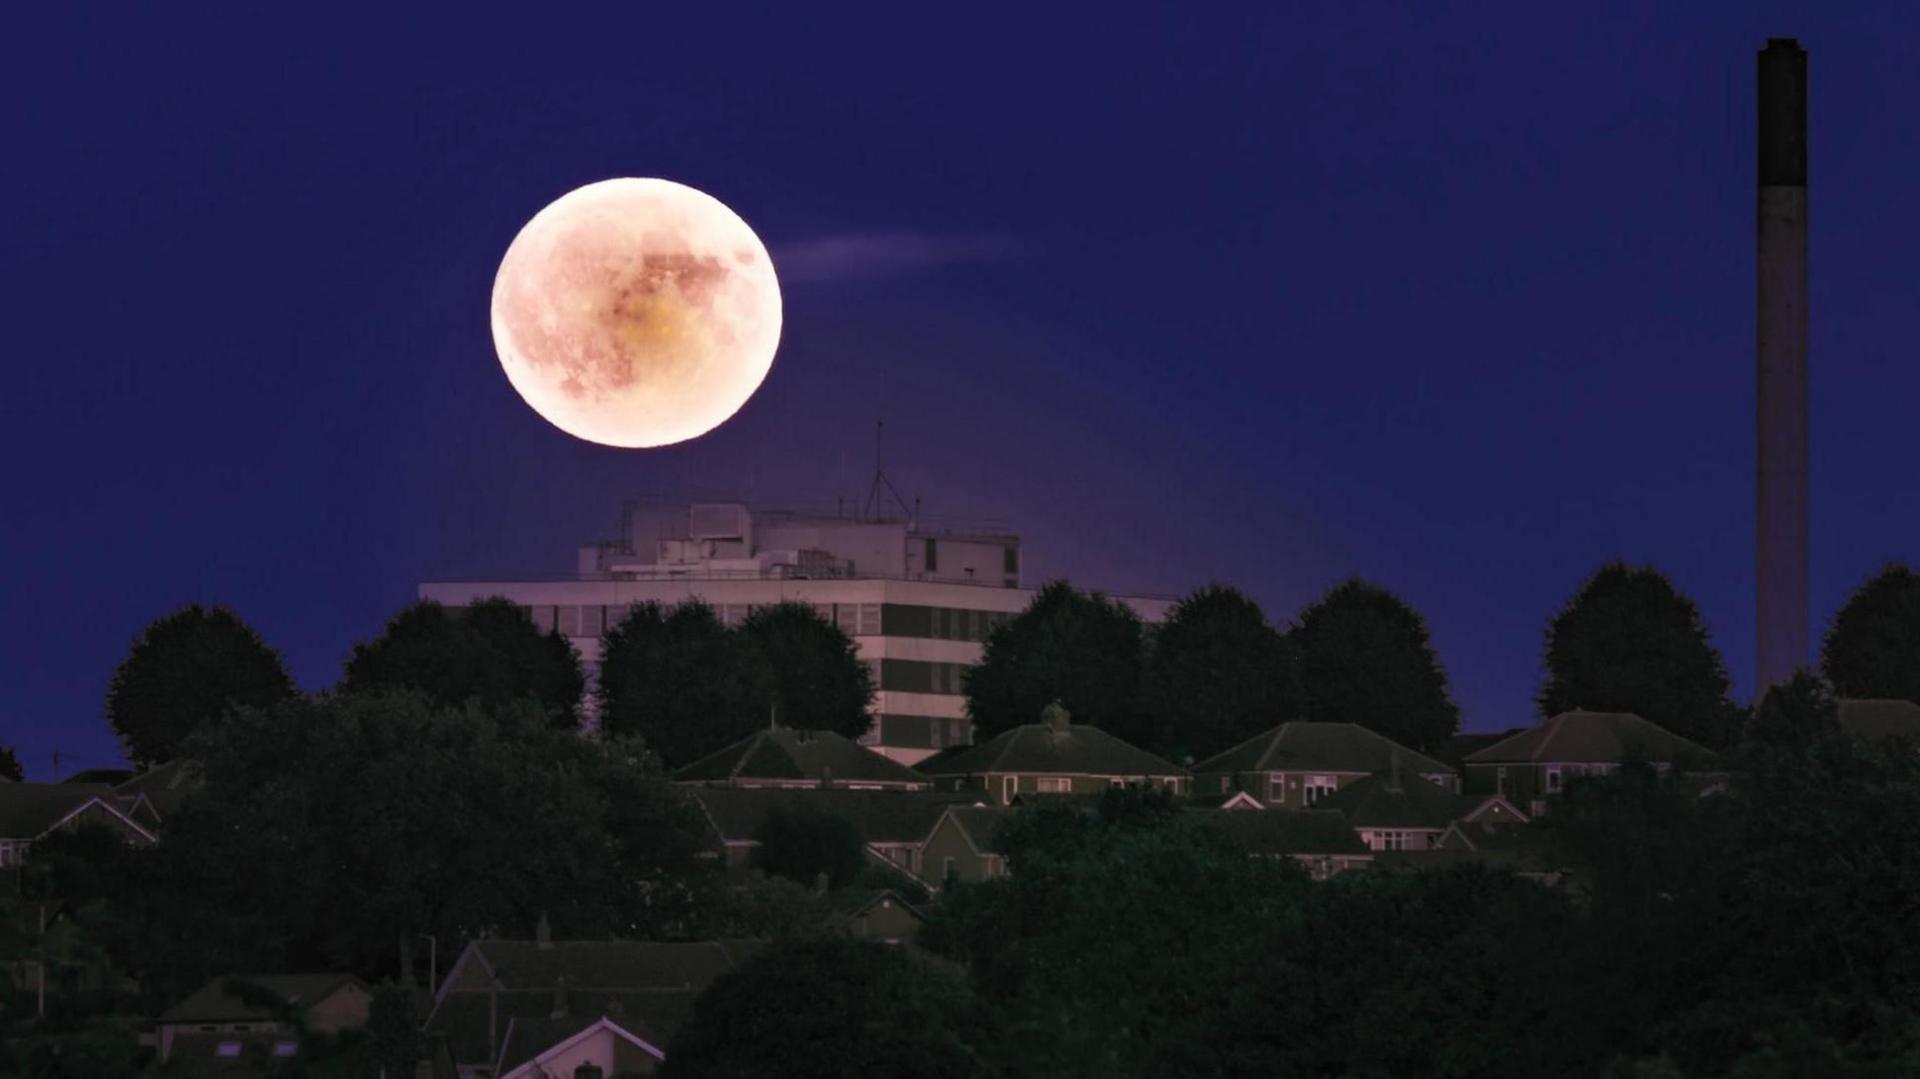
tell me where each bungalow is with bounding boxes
[0,782,158,869]
[1463,710,1721,814]
[915,704,1188,806]
[1191,722,1458,809]
[674,728,931,791]
[1315,770,1526,852]
[157,973,369,1064]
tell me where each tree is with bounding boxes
[1822,564,1920,703]
[755,804,867,890]
[1140,584,1302,761]
[964,581,1146,744]
[0,741,20,781]
[106,604,296,765]
[663,937,1003,1079]
[1744,670,1839,754]
[341,598,583,729]
[597,601,774,767]
[1538,563,1739,747]
[368,983,418,1079]
[1288,579,1459,752]
[740,602,874,739]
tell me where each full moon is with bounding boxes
[490,178,782,448]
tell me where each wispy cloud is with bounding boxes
[772,232,1022,284]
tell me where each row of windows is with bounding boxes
[0,840,26,868]
[878,659,974,696]
[880,604,1013,642]
[869,714,973,750]
[515,602,886,639]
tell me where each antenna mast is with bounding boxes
[862,419,911,522]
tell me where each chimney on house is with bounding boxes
[536,912,553,949]
[1043,701,1070,735]
[1756,37,1810,693]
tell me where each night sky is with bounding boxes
[6,6,1917,779]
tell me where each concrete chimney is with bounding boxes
[1756,37,1809,692]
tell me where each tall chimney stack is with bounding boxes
[1756,38,1808,693]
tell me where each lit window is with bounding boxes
[1375,831,1408,851]
[1304,776,1337,805]
[272,1042,297,1058]
[1545,767,1562,793]
[216,1043,242,1058]
[1219,776,1230,793]
[1037,777,1071,794]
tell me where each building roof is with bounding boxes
[939,805,1012,855]
[497,1014,667,1078]
[1315,772,1470,831]
[1837,698,1920,742]
[674,728,930,788]
[687,786,977,846]
[826,888,926,927]
[0,783,155,842]
[116,759,203,819]
[430,988,694,1069]
[160,973,365,1024]
[1192,722,1455,779]
[916,716,1186,780]
[1435,729,1527,770]
[1188,807,1370,856]
[1463,711,1720,768]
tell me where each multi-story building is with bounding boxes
[419,499,1172,764]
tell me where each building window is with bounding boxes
[1219,776,1230,793]
[1001,776,1016,803]
[1495,766,1508,794]
[925,538,938,572]
[216,1043,243,1058]
[942,856,956,882]
[1037,777,1071,794]
[984,855,1004,878]
[1304,776,1337,805]
[0,842,12,868]
[1374,831,1409,851]
[1267,775,1285,804]
[858,604,881,636]
[1545,766,1562,793]
[1003,547,1018,574]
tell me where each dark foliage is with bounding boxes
[740,601,875,739]
[0,741,21,781]
[1822,563,1920,703]
[341,598,584,729]
[755,804,868,890]
[1290,578,1460,752]
[1140,584,1302,762]
[106,604,296,765]
[964,581,1147,743]
[663,937,1002,1079]
[597,601,775,766]
[1538,563,1740,746]
[367,983,417,1079]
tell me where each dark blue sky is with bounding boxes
[6,5,1916,778]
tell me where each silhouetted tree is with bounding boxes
[1140,584,1302,761]
[1289,579,1459,752]
[1822,563,1920,703]
[740,601,874,739]
[755,804,867,890]
[1744,670,1840,753]
[0,741,20,781]
[964,581,1146,743]
[1538,563,1739,746]
[368,983,418,1079]
[663,937,1003,1079]
[597,601,775,766]
[106,604,296,765]
[341,598,583,729]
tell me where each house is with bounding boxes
[157,973,370,1063]
[1187,807,1374,879]
[916,703,1189,806]
[0,782,159,869]
[1462,710,1721,814]
[684,786,977,879]
[1315,770,1525,852]
[427,930,751,1078]
[918,806,1013,885]
[114,759,203,822]
[1190,722,1458,809]
[1837,698,1920,743]
[827,889,926,944]
[1187,790,1266,811]
[1425,818,1565,883]
[674,728,932,791]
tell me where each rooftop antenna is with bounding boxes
[862,420,910,521]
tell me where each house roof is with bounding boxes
[916,719,1186,779]
[116,759,203,819]
[1187,808,1370,856]
[497,1015,666,1078]
[1439,819,1550,858]
[160,973,364,1024]
[674,728,931,788]
[1191,722,1454,779]
[939,806,1012,855]
[430,987,695,1068]
[0,783,156,843]
[1838,698,1920,742]
[1463,711,1720,767]
[1314,772,1470,831]
[687,786,977,846]
[826,888,926,927]
[1435,729,1527,770]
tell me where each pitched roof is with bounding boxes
[116,759,203,819]
[917,720,1186,779]
[940,806,1012,855]
[688,787,977,846]
[1192,722,1455,779]
[429,987,695,1068]
[675,729,930,788]
[1837,698,1920,742]
[1463,711,1720,767]
[1188,808,1369,856]
[497,1015,665,1078]
[826,888,926,926]
[0,783,156,842]
[1315,772,1470,831]
[1436,729,1527,770]
[161,973,365,1024]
